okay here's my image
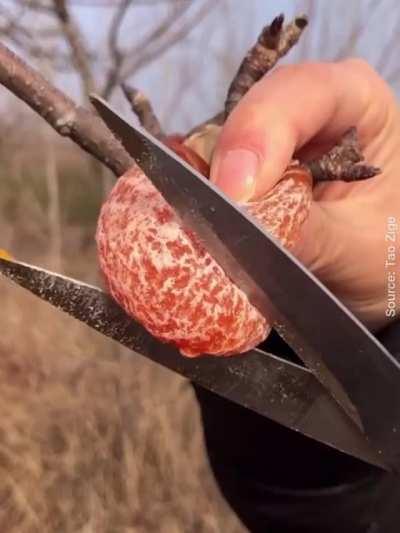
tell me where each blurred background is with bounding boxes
[0,1,399,531]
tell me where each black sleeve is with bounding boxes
[193,323,400,533]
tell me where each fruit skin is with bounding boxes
[96,137,312,357]
[246,165,312,250]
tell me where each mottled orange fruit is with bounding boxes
[96,141,312,357]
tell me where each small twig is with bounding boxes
[194,15,380,183]
[101,1,192,98]
[0,42,133,177]
[0,4,68,68]
[52,0,96,96]
[0,3,29,41]
[118,1,215,88]
[121,84,165,139]
[225,14,308,117]
[306,128,381,182]
[17,0,54,13]
[101,0,131,99]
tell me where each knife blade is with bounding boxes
[0,257,387,469]
[91,94,400,470]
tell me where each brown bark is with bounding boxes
[52,0,96,96]
[0,42,133,177]
[225,14,308,117]
[101,0,132,99]
[101,1,215,98]
[121,83,165,139]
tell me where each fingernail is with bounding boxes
[213,149,259,202]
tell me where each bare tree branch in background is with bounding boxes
[102,0,133,98]
[0,0,217,102]
[0,3,28,44]
[52,0,96,95]
[0,0,220,208]
[101,0,215,98]
[55,0,186,5]
[0,12,376,191]
[17,0,54,13]
[0,4,388,186]
[0,42,133,176]
[0,2,69,67]
[122,0,214,79]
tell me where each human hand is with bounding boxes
[210,60,400,330]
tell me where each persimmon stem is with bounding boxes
[306,128,381,182]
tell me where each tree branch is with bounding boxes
[101,0,131,99]
[101,1,198,98]
[0,3,71,69]
[121,83,165,139]
[0,42,133,177]
[0,10,379,188]
[16,0,54,14]
[52,0,96,95]
[116,1,214,91]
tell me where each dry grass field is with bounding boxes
[0,126,246,533]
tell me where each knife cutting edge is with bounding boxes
[90,94,400,471]
[0,257,388,469]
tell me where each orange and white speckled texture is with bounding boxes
[96,164,312,357]
[246,165,312,249]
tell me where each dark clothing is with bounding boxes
[194,323,400,532]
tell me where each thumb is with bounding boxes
[210,104,296,203]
